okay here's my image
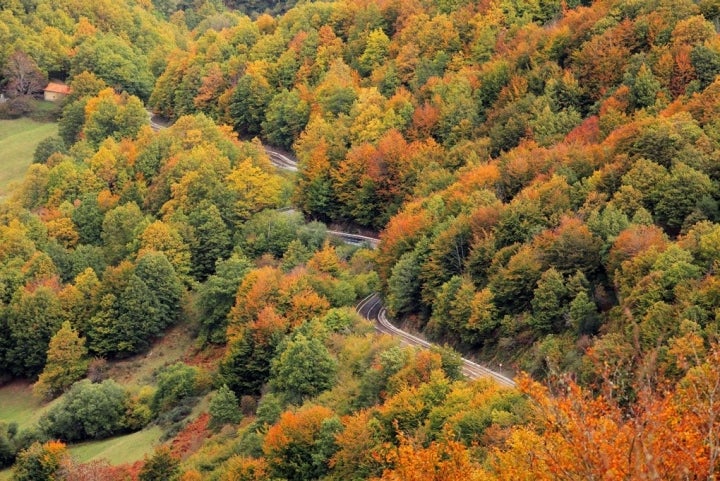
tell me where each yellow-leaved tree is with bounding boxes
[226,158,282,224]
[33,321,89,401]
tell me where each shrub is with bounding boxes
[0,422,18,468]
[32,136,67,164]
[39,380,128,442]
[13,441,68,481]
[240,395,257,416]
[12,427,47,453]
[125,386,156,431]
[87,357,110,382]
[0,96,32,118]
[157,403,194,427]
[151,363,200,414]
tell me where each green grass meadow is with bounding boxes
[0,381,48,428]
[0,427,162,480]
[69,426,163,464]
[0,118,57,195]
[0,380,162,469]
[0,382,46,481]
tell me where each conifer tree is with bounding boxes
[139,446,179,481]
[209,385,242,430]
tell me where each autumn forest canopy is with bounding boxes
[2,0,720,478]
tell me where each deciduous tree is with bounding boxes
[229,73,272,136]
[226,159,282,223]
[33,321,89,401]
[3,50,46,98]
[139,446,180,481]
[7,286,64,378]
[39,380,128,441]
[263,405,339,481]
[261,89,310,150]
[12,441,68,481]
[269,333,337,404]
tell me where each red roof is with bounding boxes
[44,82,71,94]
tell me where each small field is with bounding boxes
[69,426,163,465]
[0,380,49,428]
[105,321,197,388]
[0,118,57,195]
[0,382,45,481]
[0,380,164,468]
[0,427,162,480]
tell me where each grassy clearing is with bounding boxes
[0,382,44,480]
[105,321,197,388]
[0,322,196,430]
[69,426,163,465]
[0,428,162,480]
[0,118,57,195]
[0,380,161,466]
[0,381,50,429]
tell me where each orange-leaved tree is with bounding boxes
[486,345,720,480]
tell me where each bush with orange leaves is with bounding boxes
[13,440,68,481]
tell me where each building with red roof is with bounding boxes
[43,82,71,102]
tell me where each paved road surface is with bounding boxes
[264,146,299,172]
[147,110,170,131]
[326,230,380,248]
[357,293,516,388]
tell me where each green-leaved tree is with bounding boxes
[269,334,337,404]
[209,385,242,430]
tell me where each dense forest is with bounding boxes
[2,0,720,478]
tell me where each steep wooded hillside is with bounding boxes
[3,0,720,479]
[146,0,720,374]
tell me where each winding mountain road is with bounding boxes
[263,145,516,388]
[146,111,515,388]
[357,293,516,387]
